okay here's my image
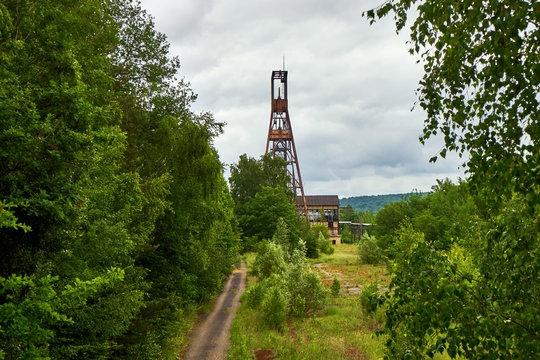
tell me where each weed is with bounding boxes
[330,276,341,296]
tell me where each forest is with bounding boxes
[340,193,427,214]
[0,1,239,358]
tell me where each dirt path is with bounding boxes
[182,262,247,360]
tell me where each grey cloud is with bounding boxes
[140,0,463,197]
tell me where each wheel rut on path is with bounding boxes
[182,262,247,360]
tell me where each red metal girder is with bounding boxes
[265,70,307,216]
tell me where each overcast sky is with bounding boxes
[139,0,464,197]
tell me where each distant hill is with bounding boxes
[340,192,428,213]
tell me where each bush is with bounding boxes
[317,232,334,255]
[244,282,265,309]
[331,276,341,297]
[359,282,379,315]
[289,239,307,267]
[286,267,328,316]
[388,222,424,259]
[358,234,387,264]
[261,285,288,330]
[252,241,287,278]
[289,294,307,317]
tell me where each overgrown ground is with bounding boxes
[228,244,388,360]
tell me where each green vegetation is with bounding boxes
[1,0,537,358]
[340,193,427,213]
[229,154,296,252]
[230,245,389,360]
[371,180,539,358]
[365,1,539,358]
[357,234,387,265]
[0,1,238,358]
[245,220,329,331]
[229,155,336,259]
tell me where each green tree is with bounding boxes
[367,1,539,358]
[372,202,408,252]
[0,1,151,357]
[239,186,297,241]
[358,234,387,265]
[229,153,290,217]
[108,2,239,355]
[0,1,239,358]
[367,0,538,203]
[340,204,355,221]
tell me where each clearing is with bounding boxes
[228,244,389,360]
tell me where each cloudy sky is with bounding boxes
[139,0,464,197]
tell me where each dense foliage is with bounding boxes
[229,153,297,248]
[245,221,329,330]
[0,1,238,359]
[357,233,387,265]
[367,1,539,358]
[373,180,538,358]
[229,153,333,258]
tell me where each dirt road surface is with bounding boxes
[182,262,247,360]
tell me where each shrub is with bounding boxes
[289,294,307,317]
[388,222,424,259]
[358,234,387,264]
[289,239,307,267]
[286,267,328,316]
[359,282,379,315]
[331,276,341,297]
[252,241,287,278]
[317,232,334,255]
[244,282,265,309]
[261,285,288,330]
[271,218,291,257]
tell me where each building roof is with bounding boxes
[296,195,340,207]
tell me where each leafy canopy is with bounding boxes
[366,1,539,358]
[366,0,539,205]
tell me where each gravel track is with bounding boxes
[182,262,247,360]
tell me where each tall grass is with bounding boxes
[229,245,387,360]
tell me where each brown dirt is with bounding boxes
[345,347,368,360]
[253,348,275,360]
[286,318,298,344]
[181,262,247,360]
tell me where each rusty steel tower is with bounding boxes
[265,70,308,215]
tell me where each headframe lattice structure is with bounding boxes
[265,70,308,215]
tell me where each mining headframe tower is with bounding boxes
[265,70,341,244]
[265,70,308,215]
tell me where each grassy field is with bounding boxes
[228,244,388,360]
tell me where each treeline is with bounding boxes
[364,179,479,261]
[0,1,238,359]
[229,154,333,258]
[340,192,428,214]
